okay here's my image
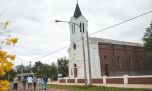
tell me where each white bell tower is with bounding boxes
[68,3,88,78]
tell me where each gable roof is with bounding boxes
[89,37,143,47]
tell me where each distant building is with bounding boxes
[68,3,152,80]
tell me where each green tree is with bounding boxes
[57,57,69,77]
[32,61,43,74]
[143,22,152,52]
[143,22,152,71]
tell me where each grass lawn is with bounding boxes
[48,84,152,91]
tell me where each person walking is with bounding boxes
[37,78,42,90]
[32,76,37,90]
[43,76,48,90]
[27,75,33,91]
[12,76,18,90]
[22,76,27,90]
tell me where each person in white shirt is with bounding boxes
[27,75,33,90]
[37,78,42,90]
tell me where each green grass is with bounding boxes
[48,84,152,91]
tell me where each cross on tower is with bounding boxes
[77,0,78,4]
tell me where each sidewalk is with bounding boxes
[48,81,152,89]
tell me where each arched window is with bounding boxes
[73,64,77,78]
[104,55,107,60]
[73,44,76,50]
[117,56,121,70]
[74,64,77,67]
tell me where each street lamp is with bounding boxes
[55,20,92,85]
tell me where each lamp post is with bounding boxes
[55,20,92,85]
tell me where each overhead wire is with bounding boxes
[31,10,152,61]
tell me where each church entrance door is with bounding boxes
[104,64,109,76]
[74,64,77,78]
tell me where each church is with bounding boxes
[68,3,151,81]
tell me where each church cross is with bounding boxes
[77,0,79,4]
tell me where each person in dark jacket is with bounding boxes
[43,76,48,90]
[32,76,37,90]
[22,76,27,90]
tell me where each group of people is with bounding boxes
[13,75,48,90]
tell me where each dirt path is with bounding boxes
[8,84,70,91]
[9,88,69,91]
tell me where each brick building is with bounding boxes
[97,38,145,76]
[68,3,152,84]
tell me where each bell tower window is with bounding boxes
[80,23,85,33]
[82,23,85,33]
[72,24,75,34]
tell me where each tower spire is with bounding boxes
[73,1,82,18]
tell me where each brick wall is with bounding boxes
[92,78,103,83]
[98,43,151,76]
[58,75,152,84]
[128,77,152,84]
[106,78,123,84]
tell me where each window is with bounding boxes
[73,44,76,50]
[80,23,82,32]
[72,24,75,34]
[80,23,85,33]
[117,56,121,70]
[82,23,85,33]
[104,55,107,59]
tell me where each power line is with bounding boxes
[32,44,69,61]
[32,10,152,61]
[89,10,152,36]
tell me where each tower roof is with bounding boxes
[73,4,82,18]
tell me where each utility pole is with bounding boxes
[81,31,87,86]
[29,61,32,75]
[86,31,92,85]
[21,62,23,81]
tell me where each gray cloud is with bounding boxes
[0,0,152,65]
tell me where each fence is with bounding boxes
[58,75,152,84]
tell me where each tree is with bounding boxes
[143,22,152,71]
[57,57,69,77]
[32,61,43,74]
[29,57,68,80]
[143,22,152,52]
[0,20,18,91]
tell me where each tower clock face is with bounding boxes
[73,44,76,50]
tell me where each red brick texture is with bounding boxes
[77,79,85,83]
[58,76,152,84]
[106,78,124,84]
[98,43,151,76]
[92,78,103,83]
[128,77,152,84]
[67,79,75,83]
[59,79,66,83]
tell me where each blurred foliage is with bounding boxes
[0,20,18,91]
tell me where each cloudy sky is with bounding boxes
[0,0,152,66]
